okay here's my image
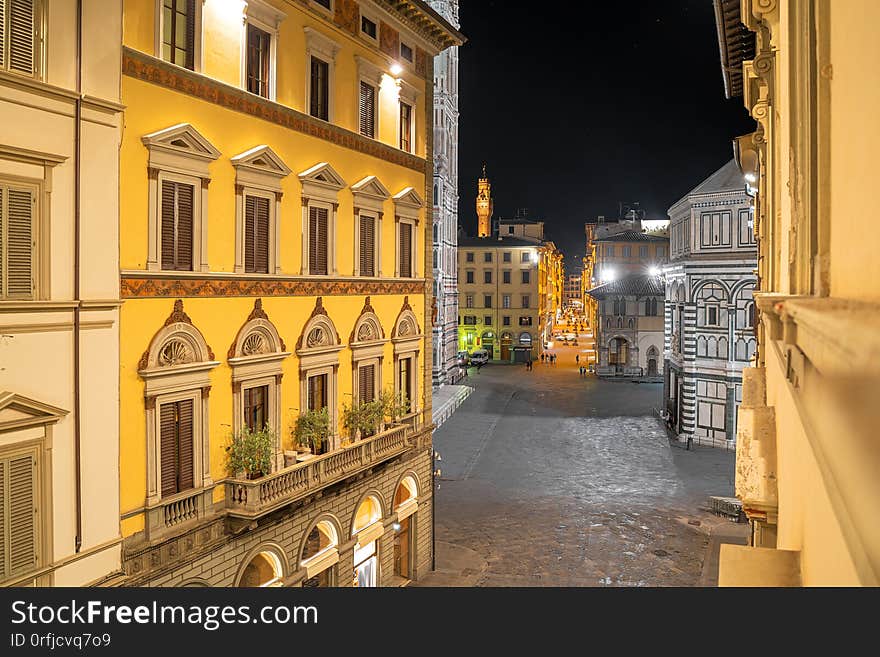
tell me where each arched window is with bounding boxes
[393,476,419,580]
[138,300,217,534]
[301,519,340,588]
[519,332,532,346]
[349,298,387,413]
[239,550,284,587]
[747,302,755,328]
[392,297,422,418]
[617,317,623,329]
[352,495,384,588]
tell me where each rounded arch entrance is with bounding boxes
[480,330,495,359]
[500,332,513,361]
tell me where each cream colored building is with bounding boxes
[0,0,123,586]
[715,0,880,585]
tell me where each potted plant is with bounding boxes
[342,399,383,441]
[225,424,275,480]
[293,407,331,455]
[379,388,410,424]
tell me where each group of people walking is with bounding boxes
[540,352,558,365]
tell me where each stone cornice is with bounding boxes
[122,47,426,174]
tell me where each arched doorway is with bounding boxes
[646,346,659,376]
[392,476,418,580]
[500,332,513,361]
[301,519,339,587]
[481,331,495,359]
[609,337,628,373]
[238,550,284,587]
[352,495,383,587]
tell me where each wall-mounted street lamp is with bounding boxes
[390,62,403,76]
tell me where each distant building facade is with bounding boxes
[587,275,665,377]
[564,273,582,309]
[663,160,757,448]
[430,0,461,387]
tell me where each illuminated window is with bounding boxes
[238,550,284,587]
[399,101,413,152]
[161,0,198,70]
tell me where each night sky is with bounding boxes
[456,0,756,271]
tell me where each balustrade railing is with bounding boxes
[225,424,410,519]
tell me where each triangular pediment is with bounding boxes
[351,176,391,201]
[393,187,424,209]
[141,123,221,162]
[298,162,347,190]
[231,145,292,178]
[0,392,68,431]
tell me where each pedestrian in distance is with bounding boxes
[540,353,545,363]
[576,354,580,364]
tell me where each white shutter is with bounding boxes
[8,0,35,75]
[0,458,5,579]
[0,0,7,69]
[6,187,33,297]
[1,452,38,579]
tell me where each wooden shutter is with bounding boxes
[309,206,328,275]
[3,186,34,298]
[358,364,375,402]
[160,400,194,497]
[161,181,194,271]
[159,403,178,497]
[0,0,5,69]
[184,0,195,70]
[244,195,269,274]
[399,222,412,278]
[359,82,375,138]
[359,214,374,276]
[1,452,38,578]
[308,374,326,411]
[5,0,35,75]
[177,399,194,491]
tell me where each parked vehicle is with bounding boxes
[469,349,490,366]
[456,350,469,367]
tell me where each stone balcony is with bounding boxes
[224,424,411,520]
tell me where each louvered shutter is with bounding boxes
[160,181,176,270]
[244,195,255,272]
[5,187,33,298]
[359,214,374,276]
[176,183,194,270]
[358,364,375,402]
[177,399,194,492]
[0,188,3,295]
[6,0,35,76]
[309,206,328,275]
[359,82,375,138]
[399,223,412,278]
[184,0,195,71]
[159,403,178,497]
[1,452,38,578]
[0,0,6,69]
[254,196,269,274]
[244,195,270,274]
[161,181,194,271]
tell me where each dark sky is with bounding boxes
[456,0,756,271]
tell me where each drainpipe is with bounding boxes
[73,0,83,553]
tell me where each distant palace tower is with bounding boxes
[476,164,493,237]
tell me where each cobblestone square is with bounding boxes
[418,348,743,586]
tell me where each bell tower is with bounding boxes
[476,164,493,238]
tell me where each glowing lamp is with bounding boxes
[390,62,403,76]
[649,266,661,276]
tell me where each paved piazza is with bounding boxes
[419,341,740,587]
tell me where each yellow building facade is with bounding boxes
[715,0,880,585]
[118,0,460,587]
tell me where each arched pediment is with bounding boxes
[228,299,288,360]
[391,296,422,340]
[349,297,386,344]
[138,300,215,372]
[296,297,342,352]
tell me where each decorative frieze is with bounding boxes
[121,275,425,298]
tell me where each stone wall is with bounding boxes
[121,446,433,587]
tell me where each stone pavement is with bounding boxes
[431,384,473,430]
[415,341,742,587]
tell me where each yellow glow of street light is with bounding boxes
[390,62,403,76]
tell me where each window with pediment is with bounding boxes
[141,124,220,273]
[392,297,422,416]
[296,298,343,449]
[349,298,387,404]
[138,301,218,538]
